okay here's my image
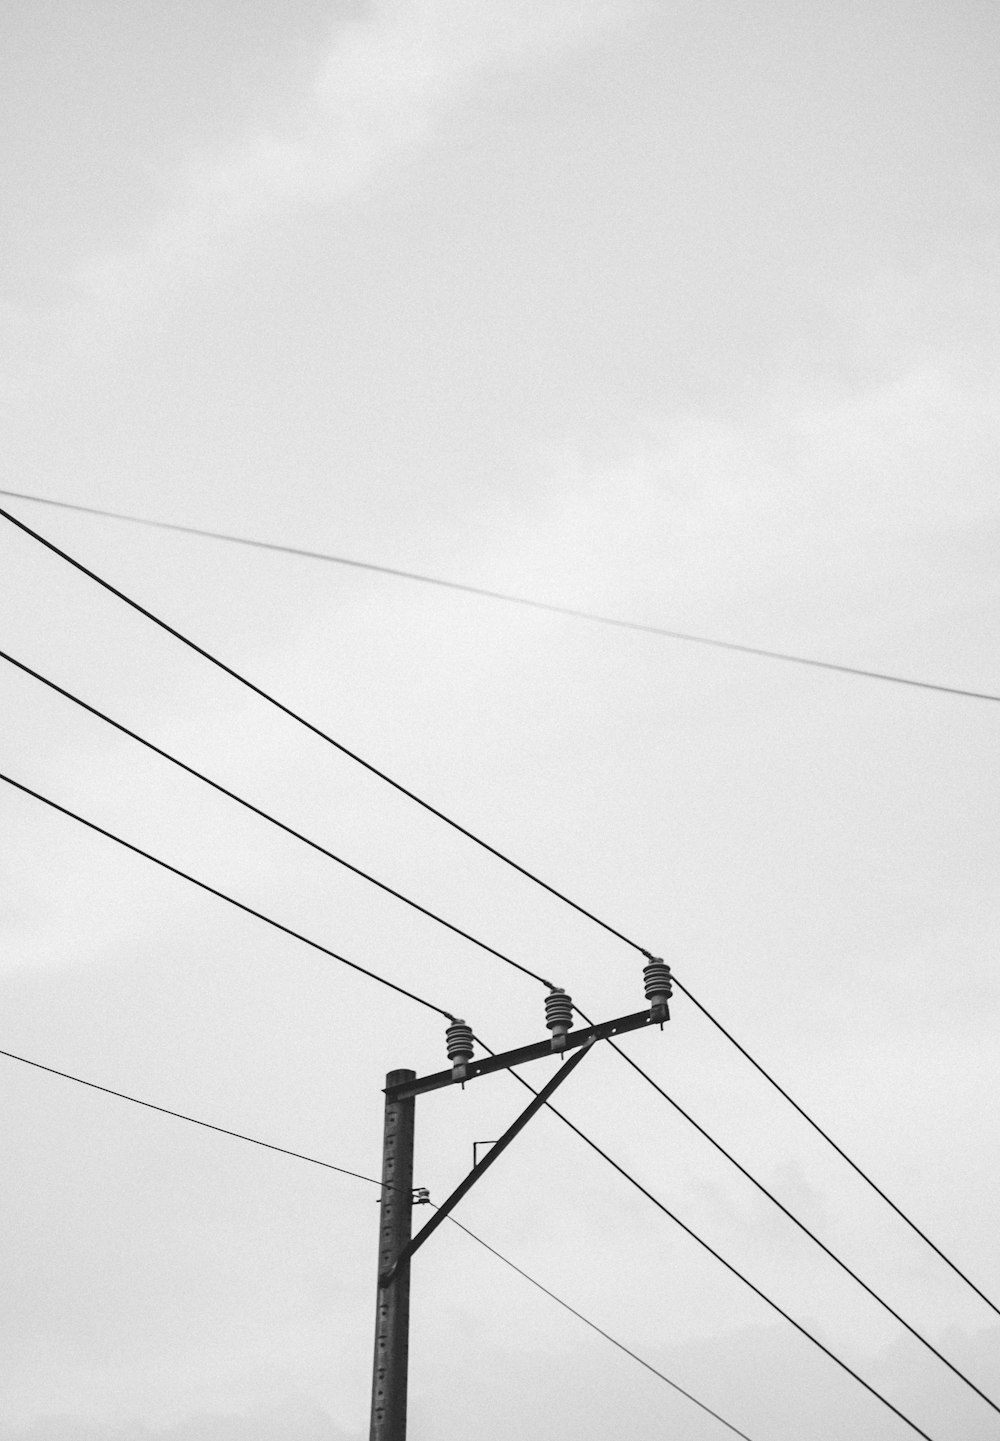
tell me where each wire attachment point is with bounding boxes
[643,957,672,1025]
[445,1019,474,1080]
[544,988,573,1051]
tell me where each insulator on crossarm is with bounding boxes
[643,957,672,1025]
[445,1019,474,1079]
[544,988,574,1051]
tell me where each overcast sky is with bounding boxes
[2,3,999,1439]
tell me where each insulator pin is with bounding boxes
[445,1019,474,1077]
[643,958,672,1023]
[545,988,574,1050]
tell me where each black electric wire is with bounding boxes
[4,649,990,1412]
[0,1043,760,1441]
[8,647,995,1413]
[486,1047,940,1441]
[441,1211,761,1441]
[0,501,632,945]
[2,486,997,705]
[669,975,1000,1323]
[0,770,454,1023]
[0,647,555,992]
[3,502,996,1324]
[601,1034,1000,1417]
[0,1045,383,1185]
[0,1029,946,1441]
[0,770,945,1438]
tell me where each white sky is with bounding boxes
[1,3,999,1439]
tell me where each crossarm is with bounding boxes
[380,1040,594,1284]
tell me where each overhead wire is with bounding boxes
[485,1046,941,1441]
[442,1211,760,1441]
[0,502,631,944]
[0,1044,382,1185]
[4,643,996,1410]
[0,1021,938,1440]
[0,1042,761,1441]
[3,500,996,1323]
[0,647,555,992]
[669,976,1000,1323]
[599,1033,1000,1415]
[0,765,948,1437]
[0,770,454,1024]
[2,486,997,705]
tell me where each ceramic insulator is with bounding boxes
[544,988,574,1037]
[643,958,672,1010]
[445,1019,474,1066]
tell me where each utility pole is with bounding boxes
[369,1069,416,1441]
[367,960,673,1441]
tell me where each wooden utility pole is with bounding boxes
[369,1068,415,1441]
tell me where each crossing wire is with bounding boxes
[0,1024,930,1441]
[3,501,997,1323]
[599,1034,1000,1416]
[1,502,632,943]
[0,1043,760,1441]
[2,485,997,705]
[483,1045,941,1441]
[0,768,943,1439]
[4,644,996,1414]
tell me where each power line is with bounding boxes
[489,1050,940,1441]
[2,486,997,705]
[442,1212,761,1441]
[0,771,946,1435]
[0,1028,940,1440]
[671,977,1000,1323]
[600,1035,1000,1416]
[6,644,995,1404]
[0,647,556,992]
[0,1043,761,1441]
[3,502,995,1323]
[0,501,633,947]
[0,1044,382,1186]
[0,770,454,1024]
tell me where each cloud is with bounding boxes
[0,0,628,397]
[71,0,625,314]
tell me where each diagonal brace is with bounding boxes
[380,1040,594,1285]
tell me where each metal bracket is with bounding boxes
[385,1007,659,1101]
[380,1040,595,1285]
[473,1140,498,1169]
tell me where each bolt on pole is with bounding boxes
[369,1068,415,1441]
